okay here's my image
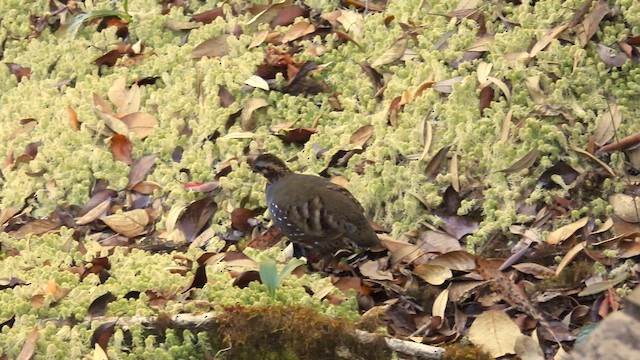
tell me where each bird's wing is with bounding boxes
[323,182,366,213]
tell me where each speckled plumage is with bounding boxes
[252,154,379,253]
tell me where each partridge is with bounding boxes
[251,154,379,253]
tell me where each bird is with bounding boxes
[251,153,380,254]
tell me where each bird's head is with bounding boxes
[250,154,291,183]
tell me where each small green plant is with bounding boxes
[68,0,132,38]
[259,258,306,298]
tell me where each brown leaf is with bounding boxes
[359,62,384,100]
[468,310,519,358]
[276,128,316,144]
[529,24,569,58]
[8,219,61,239]
[101,209,149,237]
[371,37,408,68]
[6,63,32,82]
[16,326,39,360]
[218,85,235,108]
[91,322,116,353]
[177,197,217,242]
[109,134,133,164]
[512,263,556,279]
[191,34,232,59]
[596,43,629,67]
[413,264,452,285]
[88,292,116,317]
[231,208,256,232]
[183,181,220,193]
[75,198,112,225]
[183,264,207,293]
[0,277,28,290]
[350,124,374,149]
[424,146,450,179]
[120,112,158,139]
[576,1,609,47]
[609,194,640,223]
[498,147,538,173]
[241,98,269,131]
[191,7,224,24]
[270,5,307,27]
[282,22,315,43]
[127,154,158,190]
[67,106,79,131]
[430,251,476,271]
[546,217,589,244]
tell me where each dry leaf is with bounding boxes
[282,22,315,43]
[432,288,449,318]
[120,112,158,139]
[593,102,622,146]
[95,110,129,135]
[17,326,39,360]
[514,334,544,360]
[413,264,452,285]
[555,241,585,276]
[359,260,394,280]
[241,98,269,131]
[350,124,373,148]
[609,194,640,222]
[101,209,149,237]
[109,134,133,164]
[371,37,408,68]
[75,199,111,225]
[67,105,79,131]
[468,310,520,358]
[529,24,569,58]
[245,75,270,90]
[512,263,556,279]
[127,154,158,190]
[498,147,538,173]
[429,251,475,271]
[546,217,589,245]
[433,76,464,94]
[191,34,232,59]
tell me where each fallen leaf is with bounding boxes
[101,209,149,237]
[88,292,116,317]
[514,334,544,360]
[529,24,569,58]
[191,34,232,59]
[429,251,476,271]
[281,21,315,43]
[593,101,622,146]
[350,124,374,148]
[596,43,628,67]
[371,36,408,68]
[546,217,589,245]
[241,98,269,131]
[432,288,449,318]
[120,112,158,139]
[90,322,116,353]
[16,326,39,360]
[413,264,452,285]
[609,194,640,223]
[109,134,133,164]
[512,263,556,279]
[498,147,538,173]
[468,310,520,358]
[127,154,158,190]
[245,75,270,91]
[67,105,79,131]
[6,63,32,82]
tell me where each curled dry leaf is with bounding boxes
[546,217,589,245]
[468,310,520,358]
[101,209,149,237]
[432,288,449,318]
[512,263,556,279]
[245,75,270,91]
[413,264,453,285]
[241,98,269,131]
[67,105,79,131]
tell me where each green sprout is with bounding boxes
[259,258,306,298]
